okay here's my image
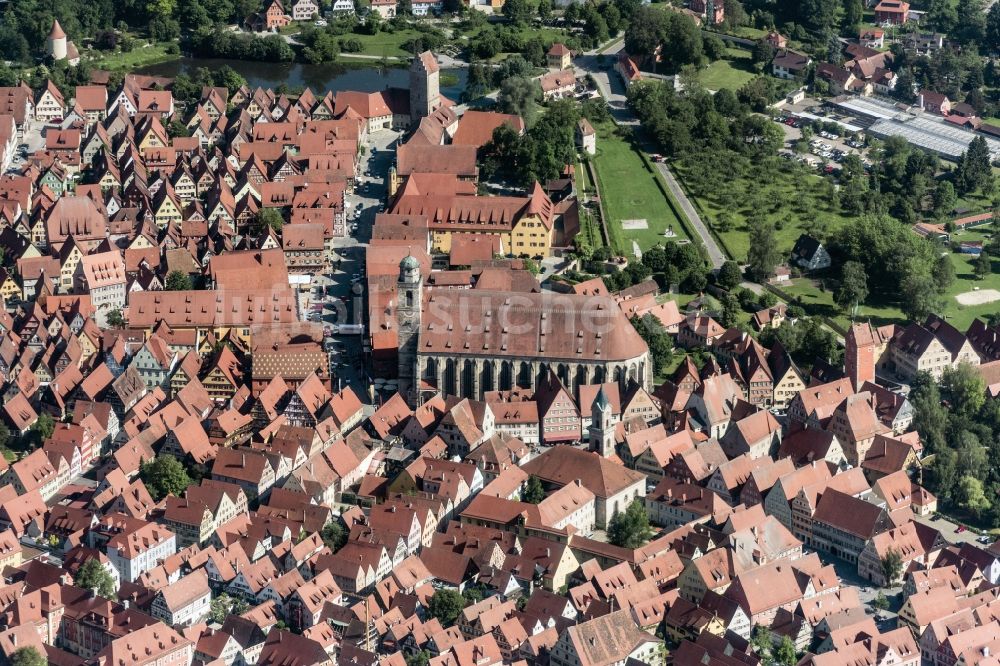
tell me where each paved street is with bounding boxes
[307,129,400,399]
[822,551,903,631]
[653,162,725,269]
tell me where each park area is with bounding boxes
[698,47,757,91]
[673,154,853,262]
[779,278,905,332]
[338,28,432,58]
[590,123,691,255]
[778,238,1000,333]
[86,41,178,70]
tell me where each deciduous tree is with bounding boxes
[717,260,742,290]
[522,475,545,503]
[10,648,46,666]
[321,521,347,552]
[880,547,903,587]
[427,589,466,625]
[76,558,116,598]
[976,250,993,280]
[747,217,780,282]
[775,635,797,666]
[497,76,540,124]
[608,499,653,548]
[834,261,868,314]
[165,270,193,291]
[140,455,193,501]
[30,413,55,444]
[251,208,284,236]
[959,475,991,517]
[942,362,986,417]
[106,308,125,328]
[933,254,956,292]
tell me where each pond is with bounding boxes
[137,57,468,98]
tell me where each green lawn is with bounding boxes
[340,29,425,58]
[781,278,905,331]
[729,26,767,39]
[699,47,757,91]
[937,229,1000,330]
[85,41,179,70]
[591,123,691,255]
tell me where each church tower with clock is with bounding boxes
[396,252,422,405]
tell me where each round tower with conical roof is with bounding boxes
[47,20,68,61]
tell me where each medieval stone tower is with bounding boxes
[396,252,422,405]
[845,322,877,392]
[589,387,616,458]
[47,20,68,61]
[409,51,441,123]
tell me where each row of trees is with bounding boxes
[187,26,295,62]
[170,65,247,102]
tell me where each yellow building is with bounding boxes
[392,183,556,259]
[0,269,19,302]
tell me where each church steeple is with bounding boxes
[396,250,422,405]
[589,386,615,458]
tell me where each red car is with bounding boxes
[957,526,966,533]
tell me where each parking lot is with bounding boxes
[6,121,48,174]
[775,114,872,173]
